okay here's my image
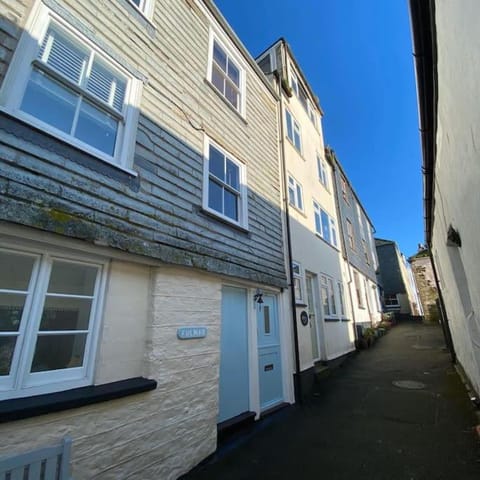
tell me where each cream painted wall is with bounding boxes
[429,0,480,395]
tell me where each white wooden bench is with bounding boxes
[0,436,72,480]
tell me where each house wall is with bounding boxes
[429,0,480,395]
[0,0,286,288]
[410,255,439,322]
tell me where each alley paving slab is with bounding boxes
[182,322,480,480]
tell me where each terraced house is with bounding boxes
[0,0,294,477]
[257,40,355,395]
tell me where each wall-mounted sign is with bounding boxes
[177,326,208,340]
[300,311,309,326]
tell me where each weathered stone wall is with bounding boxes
[410,255,439,322]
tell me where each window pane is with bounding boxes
[286,112,293,141]
[0,293,27,332]
[209,146,225,180]
[314,211,321,234]
[21,69,78,134]
[39,296,93,331]
[39,27,88,84]
[208,179,223,213]
[321,286,329,315]
[226,159,239,190]
[227,61,239,86]
[264,306,271,334]
[224,189,238,221]
[225,81,238,108]
[87,59,126,112]
[294,130,301,150]
[48,261,97,295]
[328,279,336,314]
[75,100,118,155]
[0,251,35,291]
[0,337,17,376]
[321,211,330,243]
[31,333,87,372]
[211,64,225,94]
[213,41,227,72]
[296,185,303,210]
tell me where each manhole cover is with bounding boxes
[412,344,433,350]
[392,380,426,390]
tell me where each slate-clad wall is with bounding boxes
[375,242,406,294]
[0,0,286,288]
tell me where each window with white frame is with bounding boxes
[0,247,106,400]
[337,281,345,316]
[317,155,329,189]
[285,110,302,152]
[353,271,365,309]
[290,68,299,97]
[362,239,370,264]
[288,175,303,211]
[313,201,338,248]
[292,262,304,303]
[203,139,247,227]
[0,6,142,169]
[128,0,153,15]
[320,274,336,317]
[384,293,399,306]
[341,176,349,204]
[308,103,317,127]
[346,219,355,250]
[209,35,244,113]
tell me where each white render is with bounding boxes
[424,0,480,395]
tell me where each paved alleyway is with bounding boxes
[182,322,480,480]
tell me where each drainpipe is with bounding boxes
[328,152,358,345]
[428,248,456,363]
[275,42,302,403]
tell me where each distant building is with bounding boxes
[410,0,480,397]
[327,148,382,332]
[409,249,439,322]
[375,239,421,316]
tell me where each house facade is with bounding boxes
[375,238,420,316]
[0,0,294,477]
[257,41,355,394]
[328,148,382,331]
[410,0,480,396]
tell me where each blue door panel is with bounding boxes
[218,286,249,423]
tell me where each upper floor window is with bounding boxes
[290,69,299,97]
[0,246,106,400]
[314,202,338,248]
[384,293,399,306]
[317,155,329,189]
[346,219,355,250]
[0,6,142,170]
[127,0,154,17]
[285,110,302,152]
[341,176,349,204]
[362,239,370,264]
[203,138,248,228]
[208,34,244,114]
[288,175,304,211]
[292,262,304,303]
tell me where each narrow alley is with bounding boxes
[183,322,480,480]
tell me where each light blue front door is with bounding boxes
[218,286,249,423]
[257,295,283,410]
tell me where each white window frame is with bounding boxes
[292,262,304,304]
[353,271,365,309]
[313,201,338,248]
[288,175,304,212]
[346,219,356,250]
[317,155,329,190]
[0,245,107,401]
[0,4,142,173]
[341,176,349,204]
[384,293,399,306]
[320,274,337,317]
[362,239,370,265]
[127,0,155,19]
[285,109,302,153]
[207,29,246,116]
[337,281,346,317]
[203,136,248,228]
[290,68,299,97]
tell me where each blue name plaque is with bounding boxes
[177,326,208,340]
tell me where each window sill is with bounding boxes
[314,232,339,251]
[119,0,157,37]
[285,137,303,157]
[0,377,157,423]
[204,79,248,125]
[200,207,250,234]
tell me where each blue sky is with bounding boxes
[214,0,423,257]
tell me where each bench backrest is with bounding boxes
[0,436,72,480]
